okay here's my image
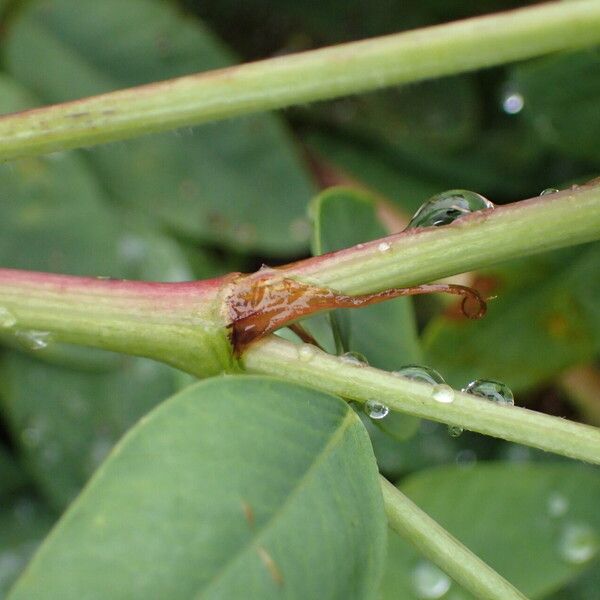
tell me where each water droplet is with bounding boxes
[432,384,454,404]
[502,92,525,115]
[0,307,17,328]
[447,425,464,438]
[547,492,569,518]
[407,190,494,229]
[540,188,559,196]
[462,379,514,406]
[340,351,369,367]
[393,364,445,385]
[297,344,316,362]
[364,399,389,420]
[15,330,52,351]
[558,523,598,564]
[412,561,451,599]
[378,241,391,253]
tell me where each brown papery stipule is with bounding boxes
[227,274,486,357]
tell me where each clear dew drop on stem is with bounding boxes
[0,307,17,328]
[15,330,53,351]
[393,364,445,385]
[364,399,389,420]
[540,188,559,196]
[447,425,464,438]
[558,522,598,564]
[431,384,454,404]
[406,190,494,229]
[297,344,316,362]
[462,379,514,406]
[411,561,452,599]
[340,351,369,367]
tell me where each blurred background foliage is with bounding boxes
[0,0,598,597]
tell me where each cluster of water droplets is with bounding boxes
[406,190,495,229]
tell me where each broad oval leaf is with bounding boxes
[379,463,600,599]
[9,376,386,599]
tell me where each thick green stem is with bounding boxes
[0,270,234,376]
[242,336,600,464]
[380,477,527,600]
[1,1,600,160]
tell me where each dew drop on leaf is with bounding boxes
[406,190,494,229]
[377,241,391,253]
[364,399,389,420]
[411,561,451,599]
[558,523,598,564]
[502,91,525,115]
[462,379,514,406]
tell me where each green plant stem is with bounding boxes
[0,270,234,377]
[1,188,599,376]
[241,336,600,464]
[380,477,528,600]
[285,186,600,294]
[1,1,600,160]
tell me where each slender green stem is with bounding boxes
[1,1,600,160]
[380,477,528,600]
[284,186,600,294]
[242,336,600,464]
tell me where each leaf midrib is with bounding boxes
[195,408,355,598]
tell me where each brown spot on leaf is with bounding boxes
[256,545,284,586]
[241,500,255,527]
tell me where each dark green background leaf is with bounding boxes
[3,0,316,256]
[9,376,386,599]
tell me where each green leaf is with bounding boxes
[380,463,600,599]
[9,376,386,599]
[512,48,600,162]
[0,444,25,498]
[4,0,316,256]
[311,187,422,370]
[0,495,54,598]
[423,243,600,392]
[1,352,180,509]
